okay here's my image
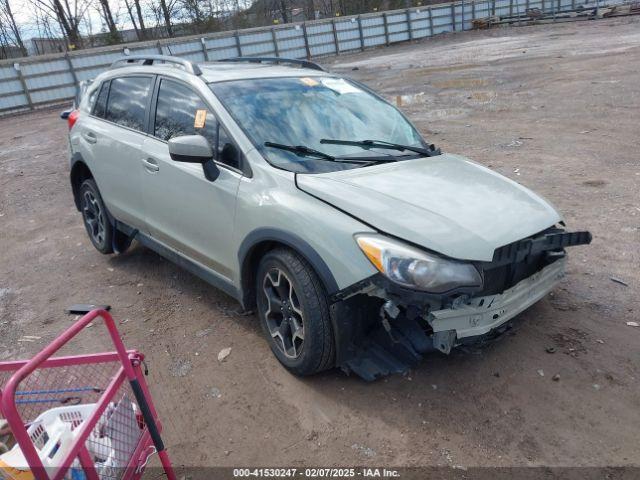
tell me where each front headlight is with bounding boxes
[355,234,482,293]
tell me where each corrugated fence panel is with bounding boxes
[129,46,162,56]
[432,5,454,34]
[75,66,107,82]
[72,51,121,70]
[388,12,410,43]
[205,35,240,60]
[410,9,431,39]
[21,58,68,76]
[474,3,491,17]
[162,39,206,61]
[495,0,510,15]
[166,39,201,54]
[0,92,29,111]
[336,19,361,52]
[361,16,385,47]
[276,26,306,58]
[25,71,74,91]
[0,64,18,80]
[453,3,475,31]
[0,63,27,113]
[178,51,207,62]
[239,30,275,56]
[0,79,23,94]
[307,22,337,56]
[30,85,76,104]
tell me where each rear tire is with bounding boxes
[256,248,335,376]
[79,179,113,254]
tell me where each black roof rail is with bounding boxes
[111,54,202,76]
[220,56,325,72]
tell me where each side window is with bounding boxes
[217,125,240,170]
[92,81,109,118]
[85,87,97,112]
[153,79,216,146]
[104,76,152,131]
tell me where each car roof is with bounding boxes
[100,61,330,84]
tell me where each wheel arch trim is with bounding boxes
[69,152,93,211]
[238,228,340,310]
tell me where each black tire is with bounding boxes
[79,179,113,254]
[256,248,335,376]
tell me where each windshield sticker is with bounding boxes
[299,77,320,87]
[320,78,362,95]
[194,109,207,129]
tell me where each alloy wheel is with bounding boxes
[82,190,106,247]
[262,268,305,359]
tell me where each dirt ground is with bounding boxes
[1,16,639,471]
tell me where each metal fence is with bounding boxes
[0,0,627,116]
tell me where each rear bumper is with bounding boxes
[428,256,566,343]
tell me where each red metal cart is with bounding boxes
[0,309,176,480]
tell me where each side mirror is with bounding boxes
[168,135,213,163]
[60,109,72,120]
[168,135,219,182]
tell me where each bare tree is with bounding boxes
[96,0,119,38]
[0,0,27,55]
[159,0,175,36]
[123,0,141,39]
[180,0,204,25]
[278,0,289,23]
[303,0,315,20]
[29,0,93,48]
[132,0,147,38]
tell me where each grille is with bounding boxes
[481,251,559,296]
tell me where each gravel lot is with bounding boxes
[1,16,639,472]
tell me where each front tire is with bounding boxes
[79,179,113,254]
[256,248,335,376]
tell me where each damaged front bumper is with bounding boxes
[334,257,567,381]
[428,256,566,354]
[332,228,590,381]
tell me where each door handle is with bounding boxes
[142,157,160,173]
[82,131,97,144]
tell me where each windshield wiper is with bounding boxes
[320,139,441,157]
[264,142,391,164]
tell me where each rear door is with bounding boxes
[141,77,242,280]
[82,75,154,230]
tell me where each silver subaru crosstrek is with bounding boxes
[64,55,591,380]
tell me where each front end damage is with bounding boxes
[330,229,591,381]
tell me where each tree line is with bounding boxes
[1,0,423,58]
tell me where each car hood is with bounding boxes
[296,154,562,261]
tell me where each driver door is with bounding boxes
[141,77,242,281]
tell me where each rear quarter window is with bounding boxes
[92,81,109,118]
[104,76,152,131]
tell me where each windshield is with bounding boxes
[209,77,427,173]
